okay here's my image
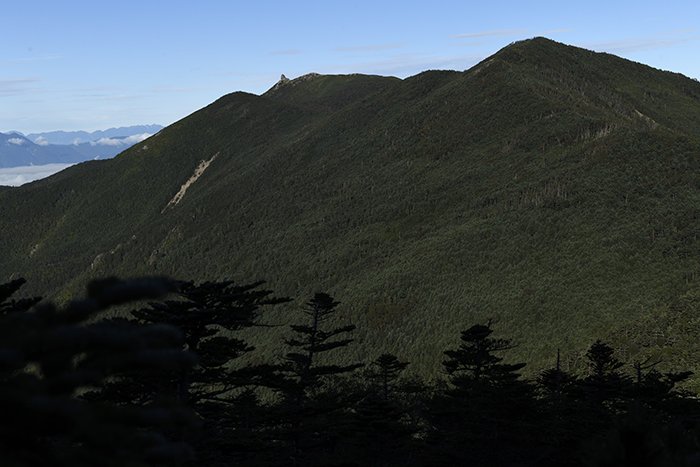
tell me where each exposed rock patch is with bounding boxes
[266,72,321,93]
[633,108,659,129]
[162,153,218,212]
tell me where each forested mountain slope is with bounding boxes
[2,38,700,379]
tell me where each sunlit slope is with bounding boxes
[2,37,700,378]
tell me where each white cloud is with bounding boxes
[0,163,74,186]
[7,137,25,145]
[123,133,152,144]
[34,136,49,146]
[92,132,152,146]
[93,137,122,147]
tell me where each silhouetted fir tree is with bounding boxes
[430,322,538,466]
[442,323,527,393]
[129,279,290,465]
[625,358,700,436]
[0,277,197,467]
[629,357,693,405]
[273,292,363,466]
[567,344,700,467]
[132,280,289,403]
[554,340,634,466]
[538,350,578,403]
[342,353,418,466]
[368,353,410,401]
[579,340,631,409]
[536,350,585,466]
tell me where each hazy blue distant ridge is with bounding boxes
[0,132,85,168]
[0,125,163,171]
[26,125,163,145]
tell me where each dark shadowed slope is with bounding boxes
[2,37,700,380]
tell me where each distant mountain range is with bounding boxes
[0,132,85,168]
[26,125,164,146]
[2,38,700,385]
[0,125,163,169]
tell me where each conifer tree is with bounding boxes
[538,349,578,406]
[346,353,415,466]
[129,279,289,465]
[132,279,289,404]
[536,350,583,465]
[579,340,631,407]
[630,357,693,405]
[280,293,363,403]
[432,322,536,466]
[442,322,527,394]
[369,353,410,401]
[274,292,363,465]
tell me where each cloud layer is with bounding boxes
[91,133,152,146]
[0,163,74,186]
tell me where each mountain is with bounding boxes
[0,132,86,167]
[0,125,164,183]
[2,38,700,382]
[26,125,163,145]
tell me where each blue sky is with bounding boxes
[2,1,699,133]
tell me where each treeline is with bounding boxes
[2,277,700,467]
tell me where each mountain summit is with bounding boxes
[2,38,700,379]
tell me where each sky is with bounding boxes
[2,1,699,134]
